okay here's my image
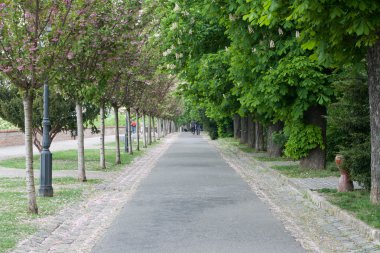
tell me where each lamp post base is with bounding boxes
[39,149,53,197]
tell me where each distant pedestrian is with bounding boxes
[196,123,201,135]
[131,121,137,134]
[190,121,196,135]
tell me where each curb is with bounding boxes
[252,157,380,245]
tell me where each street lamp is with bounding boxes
[39,25,53,197]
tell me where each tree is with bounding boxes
[0,81,98,151]
[0,0,80,214]
[288,0,380,203]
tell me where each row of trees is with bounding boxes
[143,1,380,204]
[0,1,180,214]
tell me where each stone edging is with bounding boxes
[244,151,380,245]
[11,134,178,253]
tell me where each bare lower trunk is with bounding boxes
[163,119,166,136]
[23,92,38,214]
[143,113,147,148]
[76,102,87,181]
[233,114,241,139]
[240,117,248,144]
[157,118,161,140]
[114,106,121,164]
[136,111,140,151]
[247,115,255,148]
[148,115,152,145]
[127,108,133,155]
[300,105,327,170]
[368,40,380,204]
[255,122,265,151]
[152,117,156,142]
[267,122,284,157]
[100,104,106,169]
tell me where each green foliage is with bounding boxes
[0,83,99,139]
[272,131,288,147]
[290,0,380,65]
[327,66,370,189]
[0,117,16,130]
[284,122,324,159]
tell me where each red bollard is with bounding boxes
[335,155,354,192]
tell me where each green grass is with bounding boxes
[255,156,294,162]
[0,177,102,253]
[272,165,340,178]
[219,137,258,153]
[318,189,380,229]
[0,144,144,171]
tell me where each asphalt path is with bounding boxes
[92,133,306,253]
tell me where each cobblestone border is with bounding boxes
[211,137,380,253]
[245,151,380,245]
[11,134,178,253]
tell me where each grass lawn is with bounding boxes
[255,156,294,162]
[219,137,257,153]
[0,177,102,253]
[0,143,144,171]
[272,165,340,178]
[318,189,380,229]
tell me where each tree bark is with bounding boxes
[368,40,380,204]
[127,108,133,155]
[142,113,147,148]
[157,118,161,140]
[267,122,284,157]
[100,103,106,169]
[76,102,87,181]
[114,106,121,164]
[23,92,38,214]
[136,111,140,151]
[247,115,255,148]
[152,117,156,142]
[240,117,248,144]
[300,105,327,170]
[255,122,265,151]
[233,114,241,139]
[148,115,152,145]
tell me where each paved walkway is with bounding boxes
[92,134,305,253]
[9,133,380,253]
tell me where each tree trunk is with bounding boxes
[127,108,133,155]
[240,117,248,144]
[267,122,284,157]
[143,113,147,148]
[233,114,241,139]
[247,115,255,148]
[23,92,38,214]
[76,102,87,181]
[100,103,106,169]
[163,119,167,136]
[157,118,161,140]
[136,111,140,151]
[114,106,121,164]
[300,105,327,170]
[255,122,265,151]
[148,115,152,145]
[152,117,156,142]
[368,40,380,204]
